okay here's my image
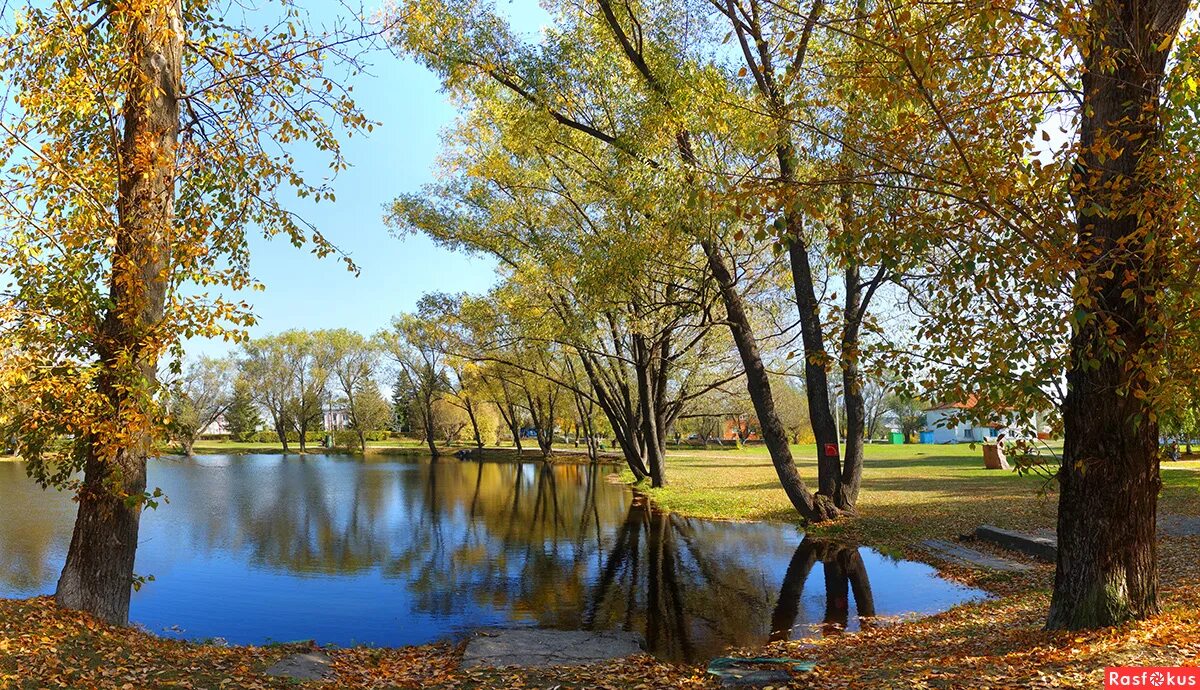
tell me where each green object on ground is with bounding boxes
[890,431,905,444]
[706,656,817,677]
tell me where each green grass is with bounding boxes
[629,441,1200,557]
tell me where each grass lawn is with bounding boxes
[639,442,1200,555]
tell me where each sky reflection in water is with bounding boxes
[0,456,986,662]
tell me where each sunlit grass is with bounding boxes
[630,442,1200,556]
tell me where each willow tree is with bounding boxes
[388,85,740,486]
[390,0,847,515]
[0,1,369,624]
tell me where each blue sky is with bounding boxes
[189,1,549,358]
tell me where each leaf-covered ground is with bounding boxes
[3,447,1198,688]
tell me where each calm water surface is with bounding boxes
[0,455,985,662]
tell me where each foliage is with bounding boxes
[0,0,372,483]
[163,357,234,454]
[884,393,926,443]
[224,379,263,442]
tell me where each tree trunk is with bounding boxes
[1047,0,1184,629]
[701,239,839,522]
[425,421,439,458]
[56,0,183,626]
[634,334,667,487]
[56,444,150,626]
[275,419,290,453]
[837,263,865,510]
[785,211,843,500]
[465,398,484,449]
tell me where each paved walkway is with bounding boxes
[921,539,1034,572]
[462,629,644,668]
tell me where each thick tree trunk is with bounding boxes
[56,0,183,626]
[56,444,150,626]
[1047,0,1183,629]
[702,239,839,522]
[1051,365,1161,628]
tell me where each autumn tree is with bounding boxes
[345,383,392,449]
[835,0,1195,628]
[0,0,371,623]
[324,329,384,452]
[163,356,234,455]
[240,335,297,452]
[389,79,741,485]
[388,0,888,516]
[382,314,451,458]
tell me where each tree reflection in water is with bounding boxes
[0,456,979,662]
[583,493,882,661]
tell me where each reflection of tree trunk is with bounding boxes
[469,460,485,520]
[769,539,818,642]
[654,508,693,662]
[842,547,876,621]
[768,539,874,641]
[585,494,645,629]
[822,556,850,636]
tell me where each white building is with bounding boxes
[324,407,351,431]
[921,404,998,444]
[920,396,1052,444]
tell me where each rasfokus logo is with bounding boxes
[1106,667,1200,688]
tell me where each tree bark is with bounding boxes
[465,397,484,449]
[838,263,866,510]
[56,0,183,626]
[701,239,839,522]
[274,419,290,453]
[424,397,439,458]
[634,334,667,487]
[1047,0,1184,629]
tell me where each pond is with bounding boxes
[0,455,986,663]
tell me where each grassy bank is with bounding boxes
[630,443,1200,559]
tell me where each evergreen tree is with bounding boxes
[225,379,263,442]
[391,374,415,433]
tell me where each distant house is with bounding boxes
[324,407,351,431]
[919,396,1052,443]
[722,415,760,442]
[920,397,1001,444]
[200,415,232,437]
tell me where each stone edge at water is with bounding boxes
[265,651,333,681]
[461,629,645,668]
